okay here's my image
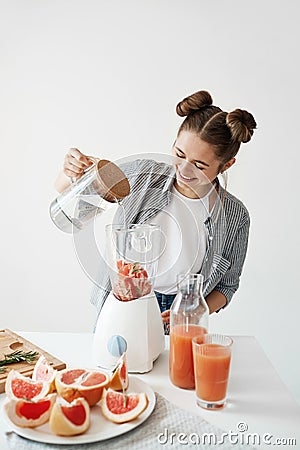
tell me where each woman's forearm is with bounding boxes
[161,289,227,325]
[205,290,227,314]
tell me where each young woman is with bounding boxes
[55,90,256,328]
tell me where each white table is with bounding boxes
[0,333,299,450]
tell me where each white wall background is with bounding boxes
[1,1,299,404]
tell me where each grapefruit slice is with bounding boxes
[5,393,56,428]
[32,355,57,392]
[109,353,129,391]
[5,370,50,401]
[101,388,148,423]
[49,396,90,436]
[55,368,109,406]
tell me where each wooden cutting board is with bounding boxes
[0,329,66,394]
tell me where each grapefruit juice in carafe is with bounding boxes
[169,274,209,389]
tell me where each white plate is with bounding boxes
[3,376,156,445]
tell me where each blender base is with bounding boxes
[93,291,165,373]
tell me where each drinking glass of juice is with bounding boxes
[192,334,233,409]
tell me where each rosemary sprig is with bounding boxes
[0,350,39,373]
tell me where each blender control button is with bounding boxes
[107,335,127,357]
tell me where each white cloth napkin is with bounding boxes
[6,393,256,450]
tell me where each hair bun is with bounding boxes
[226,109,257,143]
[176,90,213,117]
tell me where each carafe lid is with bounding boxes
[96,159,130,202]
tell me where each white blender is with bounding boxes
[93,223,165,373]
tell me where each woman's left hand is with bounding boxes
[161,309,170,324]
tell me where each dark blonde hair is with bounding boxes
[176,90,257,165]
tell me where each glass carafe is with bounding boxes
[169,273,209,389]
[50,159,130,233]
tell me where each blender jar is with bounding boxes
[105,224,162,301]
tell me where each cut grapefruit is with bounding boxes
[5,393,56,428]
[55,368,109,406]
[109,353,129,391]
[114,260,152,300]
[5,370,50,401]
[32,355,57,392]
[49,396,90,436]
[101,388,148,423]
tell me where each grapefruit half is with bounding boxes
[5,370,50,401]
[101,388,148,423]
[5,393,56,428]
[109,353,129,391]
[49,396,90,436]
[55,368,109,406]
[32,355,57,392]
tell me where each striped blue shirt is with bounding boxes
[90,158,250,315]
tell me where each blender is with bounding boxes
[93,223,165,373]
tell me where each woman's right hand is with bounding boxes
[63,148,94,181]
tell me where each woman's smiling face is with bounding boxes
[172,131,225,198]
